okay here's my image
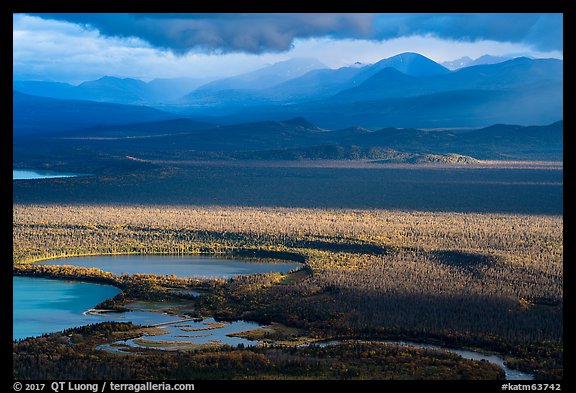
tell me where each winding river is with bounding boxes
[388,341,533,380]
[310,339,533,380]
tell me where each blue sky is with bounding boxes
[13,13,563,84]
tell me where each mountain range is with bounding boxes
[175,54,561,128]
[13,52,563,135]
[441,55,513,70]
[13,76,208,105]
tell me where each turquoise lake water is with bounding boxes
[13,276,121,340]
[13,276,182,341]
[13,169,87,180]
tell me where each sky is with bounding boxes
[13,13,563,84]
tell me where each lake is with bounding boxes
[14,276,118,340]
[15,256,301,340]
[13,169,87,180]
[13,276,182,341]
[38,255,303,279]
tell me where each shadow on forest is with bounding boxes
[431,250,493,268]
[232,249,306,263]
[291,239,393,256]
[430,250,495,278]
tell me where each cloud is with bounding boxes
[27,13,374,54]
[372,13,563,52]
[28,13,562,55]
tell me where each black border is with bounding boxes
[6,2,573,392]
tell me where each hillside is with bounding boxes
[14,113,563,165]
[233,145,479,164]
[13,91,179,134]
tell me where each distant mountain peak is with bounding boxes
[476,54,512,62]
[91,75,139,82]
[78,76,147,88]
[389,52,434,61]
[507,56,532,63]
[371,52,450,77]
[441,56,474,70]
[392,52,425,59]
[282,117,319,129]
[442,54,513,70]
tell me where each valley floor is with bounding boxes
[13,204,563,380]
[12,160,563,215]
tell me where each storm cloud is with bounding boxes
[28,13,374,54]
[374,13,562,52]
[27,13,562,55]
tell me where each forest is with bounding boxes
[13,204,563,379]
